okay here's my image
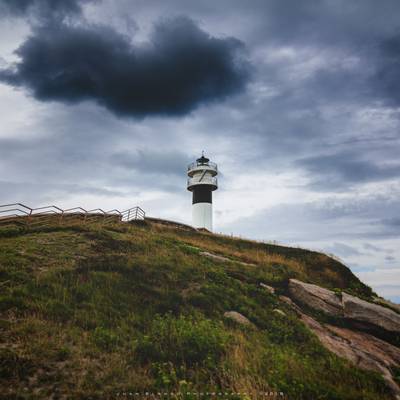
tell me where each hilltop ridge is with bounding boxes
[0,218,398,399]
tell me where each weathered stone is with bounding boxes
[279,295,303,315]
[200,251,256,266]
[300,312,400,399]
[288,279,343,316]
[373,297,400,314]
[200,251,231,263]
[285,278,400,397]
[223,311,252,326]
[343,292,400,333]
[260,283,275,294]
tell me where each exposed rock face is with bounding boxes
[223,311,252,326]
[288,278,400,334]
[286,278,400,399]
[299,313,400,399]
[373,297,400,314]
[343,292,400,333]
[279,295,303,315]
[288,279,343,316]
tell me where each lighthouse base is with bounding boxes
[192,202,212,231]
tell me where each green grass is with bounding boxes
[0,219,391,399]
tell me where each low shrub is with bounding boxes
[91,327,120,351]
[135,313,231,367]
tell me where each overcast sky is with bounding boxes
[0,0,399,302]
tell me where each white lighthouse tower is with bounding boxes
[187,153,218,231]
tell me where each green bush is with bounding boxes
[135,313,231,367]
[91,327,120,351]
[178,243,200,255]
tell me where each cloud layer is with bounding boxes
[0,0,90,20]
[0,17,250,117]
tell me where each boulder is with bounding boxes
[289,279,400,334]
[260,283,275,294]
[288,279,343,316]
[223,311,252,326]
[343,292,400,333]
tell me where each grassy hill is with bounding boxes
[0,219,392,399]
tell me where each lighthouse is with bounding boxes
[187,153,218,231]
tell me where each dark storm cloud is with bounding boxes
[252,0,400,109]
[296,151,400,191]
[381,217,400,228]
[0,17,250,117]
[372,35,400,107]
[0,0,90,19]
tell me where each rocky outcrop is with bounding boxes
[288,279,343,316]
[343,292,400,333]
[285,278,400,399]
[373,297,400,314]
[288,278,400,334]
[299,312,400,399]
[279,295,303,315]
[224,311,252,326]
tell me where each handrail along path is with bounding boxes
[0,203,145,228]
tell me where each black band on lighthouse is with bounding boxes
[192,186,212,204]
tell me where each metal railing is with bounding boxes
[187,161,218,173]
[0,203,145,229]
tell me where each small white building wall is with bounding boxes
[192,202,212,231]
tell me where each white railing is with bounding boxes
[0,203,145,229]
[187,161,218,173]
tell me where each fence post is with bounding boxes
[27,208,33,227]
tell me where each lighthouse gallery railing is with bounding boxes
[187,161,218,172]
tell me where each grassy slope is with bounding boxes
[0,220,391,399]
